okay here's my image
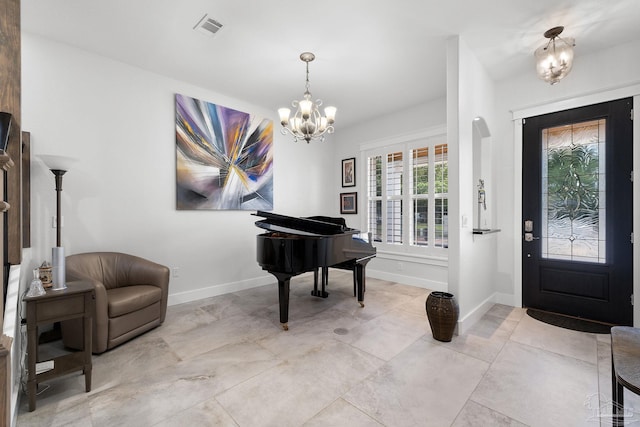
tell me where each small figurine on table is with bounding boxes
[38,261,53,289]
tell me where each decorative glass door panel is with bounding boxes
[541,119,606,263]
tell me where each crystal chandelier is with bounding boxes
[534,26,575,85]
[278,52,336,143]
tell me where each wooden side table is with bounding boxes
[24,280,94,411]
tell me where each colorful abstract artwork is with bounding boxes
[175,94,273,210]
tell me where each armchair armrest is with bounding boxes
[66,271,109,346]
[121,255,170,323]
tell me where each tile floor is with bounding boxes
[15,272,640,426]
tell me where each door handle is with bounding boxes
[524,233,540,242]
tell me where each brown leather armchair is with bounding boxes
[61,252,170,354]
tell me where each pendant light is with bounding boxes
[534,26,575,85]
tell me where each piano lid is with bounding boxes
[253,210,347,235]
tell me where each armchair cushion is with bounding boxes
[107,285,162,318]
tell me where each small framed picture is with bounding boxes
[340,192,357,214]
[342,157,356,187]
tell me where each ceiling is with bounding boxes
[21,0,640,129]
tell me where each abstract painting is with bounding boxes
[175,94,273,210]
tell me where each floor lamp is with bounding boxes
[39,155,76,291]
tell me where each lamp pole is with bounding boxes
[51,169,67,247]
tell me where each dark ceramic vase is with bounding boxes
[425,291,459,342]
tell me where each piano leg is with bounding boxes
[311,266,329,298]
[355,263,365,307]
[352,268,357,297]
[323,267,328,291]
[273,273,291,331]
[355,257,374,307]
[313,268,318,293]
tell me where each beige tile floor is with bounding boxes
[16,272,640,426]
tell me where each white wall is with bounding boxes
[493,38,640,324]
[447,37,501,333]
[22,33,334,305]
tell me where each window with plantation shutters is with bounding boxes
[365,134,448,255]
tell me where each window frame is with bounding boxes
[363,132,448,258]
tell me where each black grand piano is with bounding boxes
[254,210,376,330]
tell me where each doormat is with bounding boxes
[526,309,612,334]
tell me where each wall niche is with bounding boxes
[472,116,498,234]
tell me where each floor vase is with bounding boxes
[425,291,459,342]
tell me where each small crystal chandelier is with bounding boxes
[534,26,575,85]
[278,52,336,143]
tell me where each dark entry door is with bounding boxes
[522,97,633,325]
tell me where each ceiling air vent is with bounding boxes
[194,14,223,37]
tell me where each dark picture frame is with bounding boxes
[340,192,357,214]
[341,157,356,187]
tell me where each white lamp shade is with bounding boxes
[534,37,575,85]
[291,117,301,133]
[278,108,290,125]
[299,100,312,119]
[318,117,327,132]
[39,154,78,171]
[324,106,337,124]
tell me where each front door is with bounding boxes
[522,97,633,325]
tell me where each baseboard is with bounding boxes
[167,275,274,306]
[456,292,500,335]
[493,292,518,307]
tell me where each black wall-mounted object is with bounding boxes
[0,112,12,152]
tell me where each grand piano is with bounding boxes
[254,210,376,330]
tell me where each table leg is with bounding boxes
[616,379,624,426]
[612,356,624,427]
[83,309,92,392]
[27,314,37,411]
